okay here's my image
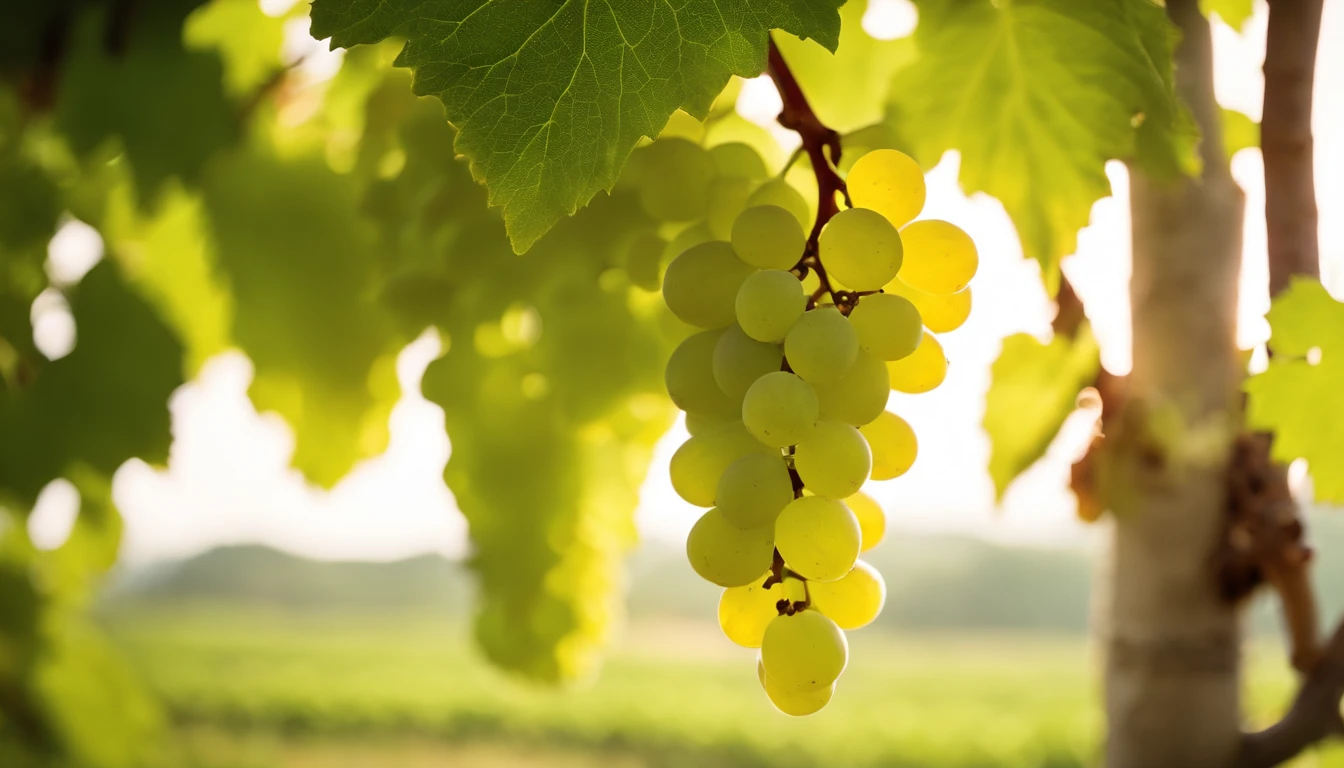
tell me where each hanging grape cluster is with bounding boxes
[650,144,978,715]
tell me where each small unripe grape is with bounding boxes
[775,496,862,582]
[746,180,811,231]
[713,324,783,401]
[742,371,819,448]
[710,142,769,182]
[885,277,972,333]
[760,609,849,688]
[860,410,918,481]
[663,241,757,329]
[793,420,872,499]
[845,491,886,551]
[665,329,738,420]
[636,138,717,221]
[886,331,947,393]
[686,508,775,587]
[898,219,978,295]
[784,307,858,384]
[847,149,926,228]
[812,350,889,427]
[732,206,806,271]
[735,269,806,342]
[848,293,923,361]
[717,453,794,528]
[818,208,903,291]
[810,560,887,630]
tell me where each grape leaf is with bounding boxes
[984,325,1101,498]
[1200,0,1254,30]
[1222,108,1259,160]
[308,0,845,252]
[1245,278,1344,502]
[888,0,1197,292]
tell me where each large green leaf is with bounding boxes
[984,325,1101,498]
[888,0,1197,291]
[1246,278,1344,502]
[308,0,844,252]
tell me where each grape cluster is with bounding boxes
[655,145,977,715]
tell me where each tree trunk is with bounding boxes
[1103,0,1247,765]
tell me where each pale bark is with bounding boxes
[1103,0,1247,765]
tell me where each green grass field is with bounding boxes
[103,606,1340,768]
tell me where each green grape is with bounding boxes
[846,491,886,552]
[861,410,917,480]
[848,293,923,361]
[810,560,886,630]
[719,576,784,648]
[713,324,783,401]
[684,411,727,436]
[886,331,947,393]
[793,420,872,500]
[623,230,667,291]
[731,205,806,270]
[735,269,806,342]
[717,453,794,528]
[706,176,754,240]
[670,421,774,507]
[662,241,757,329]
[665,329,738,420]
[885,277,971,333]
[774,496,861,581]
[898,219,978,295]
[746,180,811,231]
[764,671,835,716]
[637,138,717,221]
[847,149,926,229]
[711,142,769,181]
[817,208,903,291]
[760,609,848,688]
[812,350,889,427]
[742,371,819,448]
[686,508,775,587]
[664,222,712,266]
[784,307,859,384]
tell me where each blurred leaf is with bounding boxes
[985,325,1101,499]
[1200,0,1254,30]
[888,0,1197,292]
[1246,278,1344,502]
[308,0,844,252]
[1222,107,1259,160]
[184,0,288,97]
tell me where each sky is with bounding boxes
[25,0,1344,564]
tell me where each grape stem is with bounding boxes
[765,37,854,312]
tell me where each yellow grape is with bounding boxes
[735,269,806,342]
[810,560,887,630]
[860,410,918,480]
[897,219,978,295]
[684,411,727,436]
[793,421,872,500]
[845,491,886,552]
[746,180,811,231]
[886,331,947,393]
[847,293,922,361]
[637,138,717,221]
[732,205,806,271]
[717,453,794,528]
[662,241,757,329]
[818,208,902,291]
[711,142,769,182]
[719,576,785,648]
[885,277,971,333]
[712,324,783,401]
[812,350,889,427]
[669,421,774,507]
[847,149,926,228]
[760,609,848,688]
[742,371,819,448]
[774,496,861,581]
[784,307,859,384]
[765,673,834,716]
[686,508,775,587]
[665,329,738,420]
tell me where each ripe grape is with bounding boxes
[731,206,806,271]
[686,508,775,587]
[764,672,834,716]
[846,492,886,551]
[793,421,872,500]
[664,222,712,266]
[847,293,923,362]
[742,371,819,448]
[784,307,859,384]
[898,219,978,295]
[810,561,887,630]
[636,138,717,221]
[817,208,902,291]
[662,241,757,329]
[711,142,768,181]
[760,609,848,688]
[684,411,724,436]
[736,269,806,343]
[719,577,784,648]
[706,176,754,240]
[861,411,917,480]
[746,180,811,230]
[886,331,947,393]
[812,350,889,427]
[885,277,971,333]
[717,453,794,528]
[665,329,738,420]
[847,149,926,228]
[713,325,783,401]
[774,496,861,581]
[670,421,774,506]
